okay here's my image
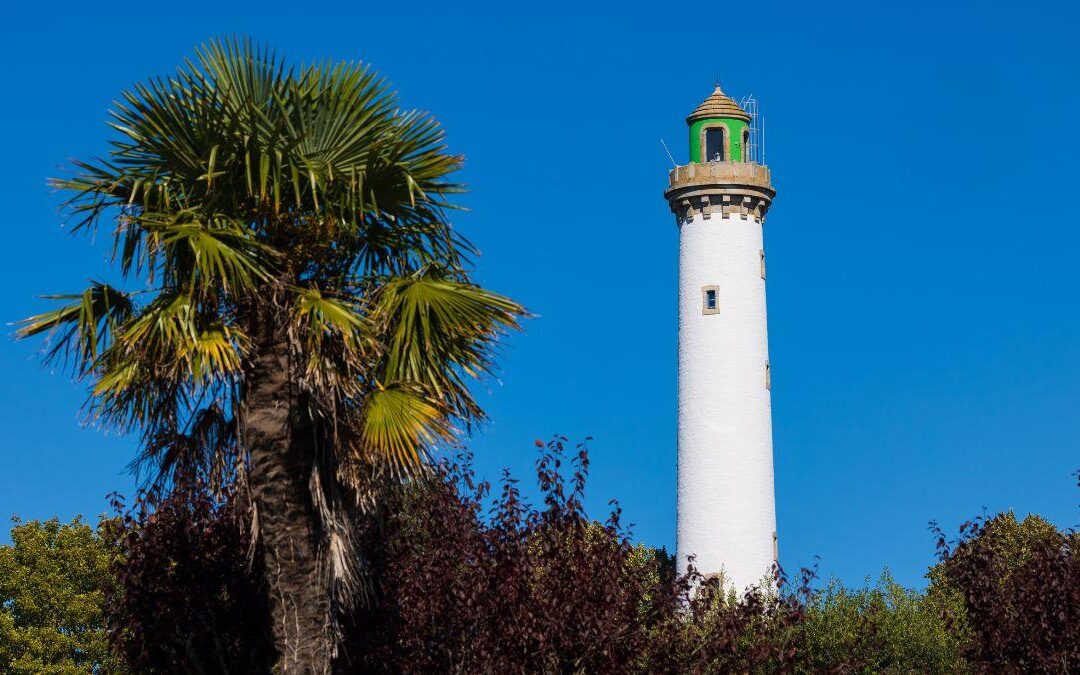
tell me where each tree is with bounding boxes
[930,511,1080,672]
[0,517,123,673]
[18,39,523,673]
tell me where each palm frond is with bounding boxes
[291,285,369,349]
[93,294,246,402]
[375,272,525,419]
[356,386,452,474]
[135,402,239,499]
[289,286,377,404]
[16,282,134,374]
[184,327,248,384]
[153,210,278,294]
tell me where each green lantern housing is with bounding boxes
[687,86,752,164]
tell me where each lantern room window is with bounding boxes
[704,127,725,162]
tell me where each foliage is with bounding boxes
[797,571,967,673]
[0,517,124,674]
[343,438,822,673]
[346,438,664,672]
[14,450,1077,673]
[15,38,522,493]
[107,490,271,674]
[101,440,823,672]
[646,573,814,673]
[931,510,1080,673]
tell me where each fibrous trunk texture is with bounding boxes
[244,312,333,673]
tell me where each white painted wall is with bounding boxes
[677,210,777,592]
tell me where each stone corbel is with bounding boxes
[680,198,693,224]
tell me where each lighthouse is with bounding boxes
[664,86,778,591]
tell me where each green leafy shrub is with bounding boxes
[6,453,1076,673]
[798,570,966,673]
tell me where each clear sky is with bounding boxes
[2,0,1077,588]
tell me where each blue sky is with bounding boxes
[2,0,1077,588]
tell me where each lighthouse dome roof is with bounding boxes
[687,86,751,124]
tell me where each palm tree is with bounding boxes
[18,39,523,673]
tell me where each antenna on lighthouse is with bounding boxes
[660,138,677,167]
[740,95,765,164]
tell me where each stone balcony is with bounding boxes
[664,162,776,223]
[666,161,774,198]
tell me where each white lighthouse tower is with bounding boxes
[664,86,778,591]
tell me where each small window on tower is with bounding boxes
[742,129,750,162]
[702,286,720,315]
[704,127,725,162]
[760,249,766,279]
[765,360,771,390]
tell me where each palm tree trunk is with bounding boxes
[244,312,333,673]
